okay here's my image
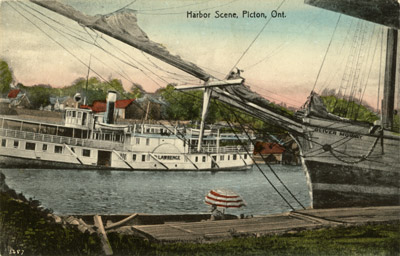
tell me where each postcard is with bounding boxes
[0,0,399,255]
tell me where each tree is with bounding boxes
[60,77,128,105]
[160,84,204,121]
[0,59,13,95]
[321,95,379,123]
[128,83,145,99]
[21,84,54,109]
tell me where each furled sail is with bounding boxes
[30,0,211,81]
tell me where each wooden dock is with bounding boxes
[116,206,400,243]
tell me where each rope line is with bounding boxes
[227,0,287,76]
[9,2,194,147]
[311,14,341,92]
[328,135,380,164]
[215,100,305,210]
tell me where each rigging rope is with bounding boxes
[318,19,354,95]
[327,135,380,164]
[132,0,213,12]
[214,100,305,210]
[354,26,380,120]
[349,24,375,119]
[135,0,240,16]
[227,0,287,76]
[244,9,324,71]
[114,0,137,13]
[311,14,342,92]
[377,28,384,113]
[10,1,195,147]
[215,104,296,211]
[345,22,369,118]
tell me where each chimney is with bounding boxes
[104,91,117,124]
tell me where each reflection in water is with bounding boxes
[1,165,310,215]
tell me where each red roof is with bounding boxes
[90,101,107,112]
[80,99,134,113]
[7,89,20,99]
[116,99,135,108]
[79,105,91,109]
[254,142,285,155]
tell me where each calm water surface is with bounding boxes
[1,165,310,215]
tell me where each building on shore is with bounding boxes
[253,141,300,165]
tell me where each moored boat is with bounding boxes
[0,91,254,171]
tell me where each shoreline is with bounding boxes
[1,172,399,255]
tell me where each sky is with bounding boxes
[0,0,398,109]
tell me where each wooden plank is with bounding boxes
[153,224,323,241]
[105,213,138,230]
[93,215,113,256]
[135,218,314,239]
[134,217,307,234]
[131,206,400,242]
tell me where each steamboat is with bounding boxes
[0,91,254,171]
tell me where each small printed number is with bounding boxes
[9,248,24,255]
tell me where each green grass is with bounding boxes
[107,223,400,256]
[1,191,399,256]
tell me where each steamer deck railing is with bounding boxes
[0,128,126,151]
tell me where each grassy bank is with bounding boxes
[1,191,399,256]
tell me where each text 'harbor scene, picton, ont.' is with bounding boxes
[0,0,399,255]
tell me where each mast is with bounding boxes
[382,29,398,130]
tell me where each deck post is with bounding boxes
[216,129,220,154]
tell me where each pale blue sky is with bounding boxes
[0,0,393,108]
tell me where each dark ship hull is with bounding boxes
[296,117,399,208]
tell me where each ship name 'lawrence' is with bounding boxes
[154,155,181,161]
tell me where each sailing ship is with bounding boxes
[206,1,400,208]
[3,0,399,208]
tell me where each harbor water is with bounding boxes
[1,165,310,216]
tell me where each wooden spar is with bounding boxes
[197,88,212,152]
[105,213,139,230]
[144,101,150,121]
[175,78,244,91]
[211,88,303,134]
[382,29,398,130]
[93,215,113,256]
[176,79,244,152]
